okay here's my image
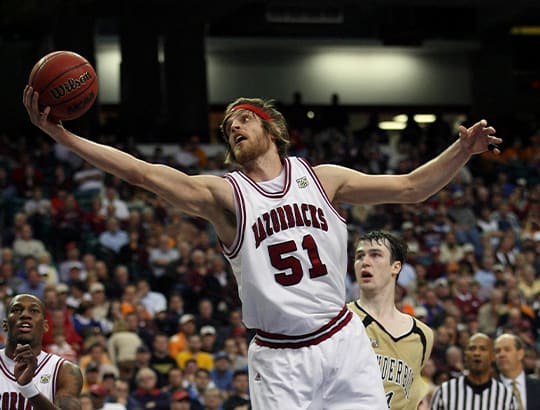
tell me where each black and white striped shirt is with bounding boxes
[430,375,517,410]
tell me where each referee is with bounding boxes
[430,333,518,410]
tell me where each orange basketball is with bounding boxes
[28,50,98,121]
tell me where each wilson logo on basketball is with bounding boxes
[48,71,93,100]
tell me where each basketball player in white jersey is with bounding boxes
[347,231,433,410]
[23,87,501,409]
[1,294,82,409]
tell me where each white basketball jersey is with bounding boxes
[222,157,347,334]
[0,348,65,408]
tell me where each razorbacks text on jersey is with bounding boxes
[0,348,65,409]
[347,302,434,410]
[222,157,348,336]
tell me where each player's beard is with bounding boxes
[233,133,272,164]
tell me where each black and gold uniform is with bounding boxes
[348,301,433,410]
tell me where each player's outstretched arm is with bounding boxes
[317,119,501,206]
[22,86,235,234]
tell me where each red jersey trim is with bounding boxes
[255,306,352,348]
[221,174,246,259]
[297,157,347,224]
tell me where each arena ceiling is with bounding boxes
[1,0,539,45]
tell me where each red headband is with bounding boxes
[231,104,272,121]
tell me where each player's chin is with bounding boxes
[15,335,34,345]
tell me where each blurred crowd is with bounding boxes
[1,104,540,409]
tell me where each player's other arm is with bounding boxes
[26,361,82,410]
[317,119,500,205]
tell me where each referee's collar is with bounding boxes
[465,376,493,394]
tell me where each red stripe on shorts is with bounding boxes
[254,306,352,349]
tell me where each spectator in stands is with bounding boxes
[73,300,105,338]
[52,193,85,257]
[495,230,519,269]
[149,332,178,388]
[120,284,138,316]
[452,277,482,322]
[23,185,51,240]
[1,211,27,247]
[12,223,46,262]
[11,158,44,197]
[154,292,186,336]
[98,217,129,264]
[58,242,85,282]
[148,233,179,292]
[222,370,250,410]
[105,379,140,410]
[107,264,131,300]
[37,250,60,285]
[100,186,130,222]
[170,389,193,410]
[210,351,234,393]
[45,328,78,363]
[422,288,445,327]
[89,281,112,324]
[477,288,505,337]
[176,334,214,371]
[447,190,481,254]
[517,263,540,304]
[444,345,465,379]
[162,367,188,395]
[107,318,143,370]
[196,298,223,330]
[203,387,225,410]
[184,249,210,310]
[118,229,150,281]
[128,344,152,390]
[17,265,46,299]
[474,254,498,300]
[129,367,171,410]
[222,337,248,372]
[200,325,219,354]
[82,362,103,394]
[73,160,105,194]
[188,368,214,410]
[80,340,113,375]
[169,313,197,358]
[136,278,167,318]
[0,260,23,293]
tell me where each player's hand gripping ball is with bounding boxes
[28,50,98,121]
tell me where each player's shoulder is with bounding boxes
[412,316,433,337]
[346,300,367,318]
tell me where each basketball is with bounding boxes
[28,50,98,121]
